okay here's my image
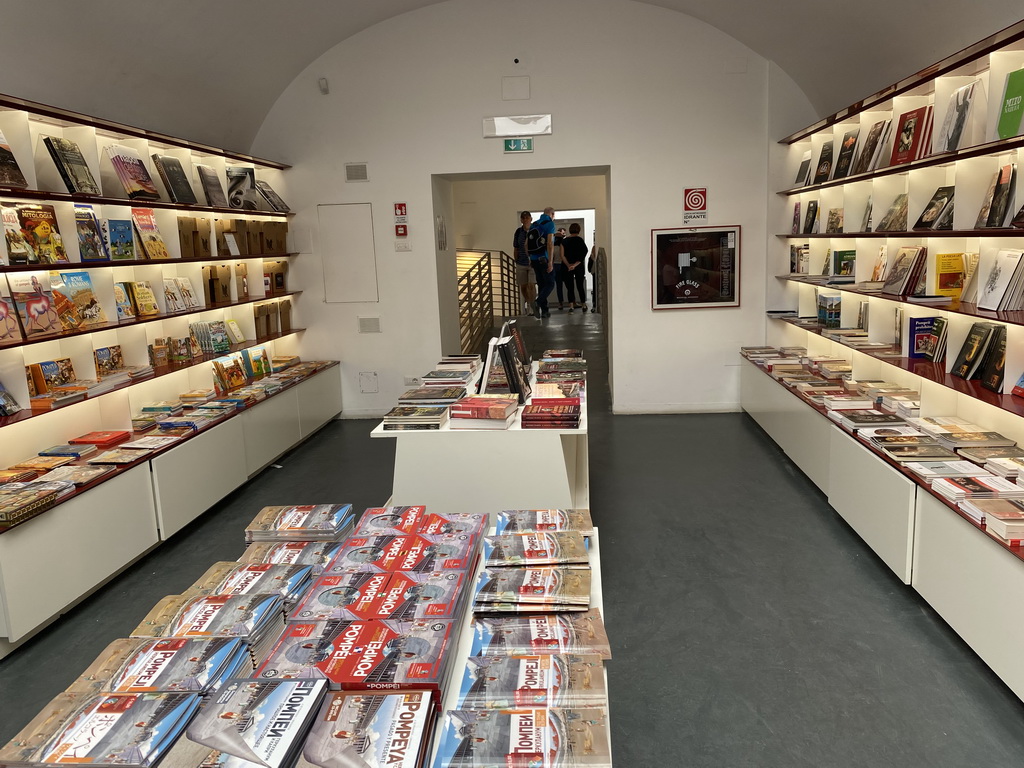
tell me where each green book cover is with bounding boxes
[997,68,1024,139]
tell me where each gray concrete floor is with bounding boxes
[2,306,1024,767]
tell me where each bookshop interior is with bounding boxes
[5,1,1024,766]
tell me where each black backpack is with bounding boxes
[526,227,546,256]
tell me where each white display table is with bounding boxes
[371,380,589,517]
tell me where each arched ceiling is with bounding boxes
[0,0,1020,154]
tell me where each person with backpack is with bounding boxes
[512,210,535,314]
[528,207,556,318]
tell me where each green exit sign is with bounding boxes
[504,138,534,153]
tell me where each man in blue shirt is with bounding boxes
[528,207,556,318]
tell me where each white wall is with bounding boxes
[252,0,816,416]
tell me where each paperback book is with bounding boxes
[482,531,589,567]
[8,272,61,337]
[495,509,595,536]
[469,609,612,658]
[0,127,27,188]
[75,204,110,261]
[18,204,69,263]
[42,136,101,195]
[196,165,229,207]
[2,204,35,264]
[151,154,198,204]
[226,166,259,210]
[456,653,608,709]
[132,208,171,259]
[291,569,468,622]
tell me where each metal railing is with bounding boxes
[455,249,517,353]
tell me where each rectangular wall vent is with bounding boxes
[358,316,381,333]
[345,162,369,182]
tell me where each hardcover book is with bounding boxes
[928,252,965,297]
[132,208,171,259]
[793,150,812,186]
[163,278,186,312]
[8,272,61,337]
[103,218,136,260]
[74,204,110,261]
[935,80,978,152]
[0,280,22,343]
[825,208,844,234]
[130,281,161,316]
[997,67,1024,140]
[852,119,889,175]
[976,249,1023,310]
[255,180,290,212]
[106,144,161,200]
[47,271,84,330]
[951,322,997,379]
[875,194,909,232]
[2,204,35,264]
[196,164,229,207]
[18,204,69,263]
[113,281,137,321]
[42,135,101,195]
[890,106,932,166]
[56,270,107,325]
[811,141,833,184]
[880,246,924,296]
[832,128,859,179]
[151,154,198,204]
[908,317,937,359]
[913,186,955,230]
[226,166,259,210]
[0,127,27,188]
[980,324,1007,393]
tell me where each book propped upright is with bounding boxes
[913,186,955,230]
[951,322,997,379]
[104,144,161,200]
[226,166,259,210]
[812,141,833,184]
[0,280,23,344]
[17,204,69,264]
[74,204,110,261]
[793,150,812,186]
[980,324,1007,393]
[880,246,925,296]
[934,80,981,153]
[852,119,890,175]
[8,272,61,337]
[255,180,290,212]
[132,208,171,259]
[832,128,860,179]
[39,136,101,195]
[0,128,27,189]
[195,164,229,207]
[151,154,198,204]
[1,204,34,264]
[997,67,1024,140]
[890,105,933,166]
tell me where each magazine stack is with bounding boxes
[244,504,357,543]
[182,561,316,613]
[521,402,581,429]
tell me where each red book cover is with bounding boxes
[69,430,132,446]
[292,570,466,622]
[890,106,931,166]
[329,533,478,573]
[257,618,454,698]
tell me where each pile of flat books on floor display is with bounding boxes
[435,506,611,767]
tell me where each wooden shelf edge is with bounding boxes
[1,254,299,271]
[0,186,290,215]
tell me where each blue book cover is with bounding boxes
[908,316,938,359]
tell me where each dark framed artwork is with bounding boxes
[652,225,740,309]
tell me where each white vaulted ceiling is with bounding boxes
[0,0,1020,153]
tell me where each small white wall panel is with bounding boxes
[912,492,1024,703]
[242,389,301,475]
[0,465,158,641]
[296,369,343,438]
[828,428,917,583]
[318,203,378,303]
[152,419,247,539]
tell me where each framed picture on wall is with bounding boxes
[651,225,740,309]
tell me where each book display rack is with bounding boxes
[750,20,1024,705]
[371,361,590,515]
[0,94,342,655]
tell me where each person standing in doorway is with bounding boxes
[528,207,556,318]
[553,227,567,310]
[512,210,535,315]
[561,223,588,311]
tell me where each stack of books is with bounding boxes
[903,460,989,483]
[454,653,608,709]
[183,561,316,613]
[68,430,132,448]
[521,402,581,429]
[936,430,1016,452]
[419,368,475,388]
[38,442,98,459]
[397,385,466,407]
[381,404,449,430]
[37,464,116,486]
[931,475,1024,504]
[449,394,518,429]
[983,456,1024,478]
[131,592,287,665]
[0,481,67,530]
[0,690,202,768]
[964,499,1024,543]
[831,409,906,432]
[238,540,346,576]
[495,508,595,536]
[244,503,357,543]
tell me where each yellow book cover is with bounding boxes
[932,252,965,297]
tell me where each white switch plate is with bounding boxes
[395,241,411,252]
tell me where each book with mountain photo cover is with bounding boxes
[482,531,589,567]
